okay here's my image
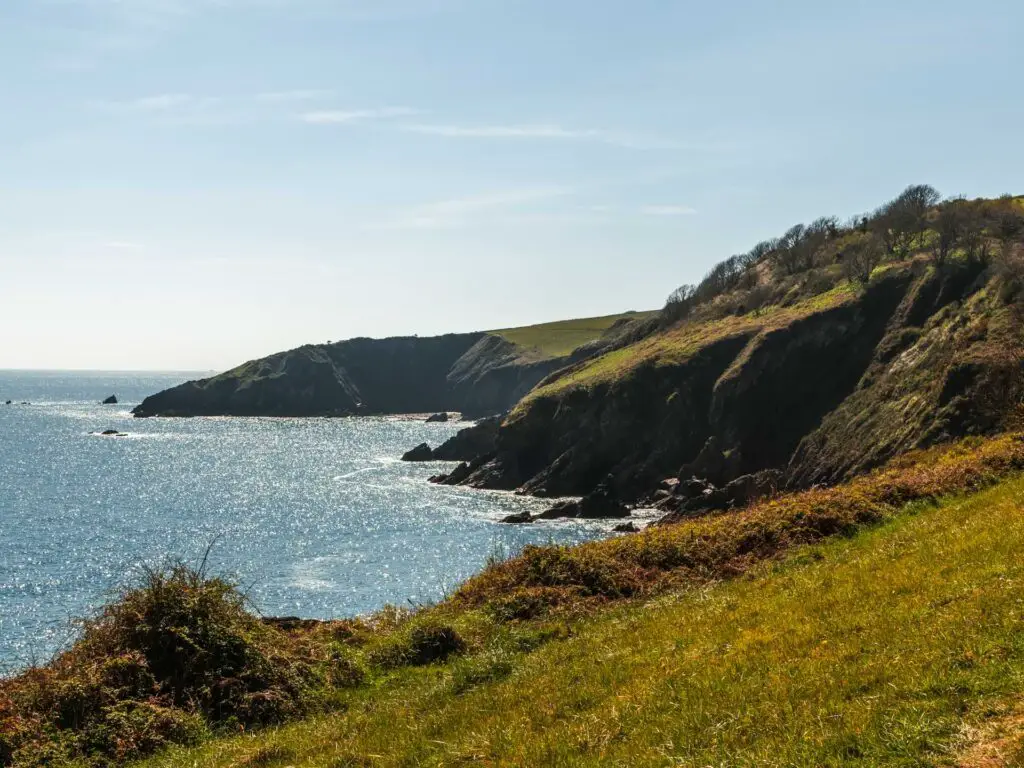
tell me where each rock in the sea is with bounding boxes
[431,461,474,486]
[401,443,435,462]
[613,522,639,533]
[535,500,582,520]
[99,429,127,437]
[102,395,118,405]
[535,483,630,520]
[426,412,450,423]
[432,416,501,461]
[499,511,534,524]
[4,400,10,405]
[576,479,630,519]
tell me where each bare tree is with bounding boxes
[993,201,1024,260]
[959,205,990,265]
[872,184,941,260]
[841,235,884,284]
[933,198,966,265]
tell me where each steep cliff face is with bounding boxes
[133,314,657,419]
[133,334,488,418]
[447,262,1024,503]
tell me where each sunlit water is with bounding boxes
[0,371,625,671]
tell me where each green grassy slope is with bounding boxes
[144,463,1024,766]
[490,311,657,360]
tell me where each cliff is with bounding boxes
[132,313,655,419]
[436,195,1024,511]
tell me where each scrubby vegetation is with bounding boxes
[6,433,1024,766]
[661,187,1024,331]
[140,442,1024,765]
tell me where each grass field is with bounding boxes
[490,311,657,360]
[141,440,1024,767]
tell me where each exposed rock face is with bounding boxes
[499,511,534,525]
[401,443,434,462]
[102,395,118,405]
[536,481,630,520]
[427,417,501,462]
[441,263,1024,510]
[134,334,487,418]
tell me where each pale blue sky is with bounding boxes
[1,0,1022,370]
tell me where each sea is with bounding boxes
[0,371,621,671]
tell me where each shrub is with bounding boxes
[0,564,325,766]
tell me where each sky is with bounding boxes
[1,0,1023,370]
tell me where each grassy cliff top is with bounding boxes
[489,311,657,359]
[521,280,860,404]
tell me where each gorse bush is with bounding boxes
[0,564,324,767]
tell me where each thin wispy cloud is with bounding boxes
[300,107,419,125]
[102,240,145,251]
[639,205,697,216]
[380,187,572,230]
[406,123,681,149]
[255,89,335,103]
[129,93,197,111]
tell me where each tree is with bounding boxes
[872,184,941,260]
[959,205,990,265]
[933,198,967,265]
[993,201,1024,260]
[841,235,884,284]
[662,283,697,325]
[774,224,811,275]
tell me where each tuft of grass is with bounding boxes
[367,623,467,669]
[0,565,329,767]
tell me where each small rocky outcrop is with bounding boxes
[4,400,11,405]
[426,412,450,423]
[429,452,496,485]
[499,511,534,524]
[431,462,472,486]
[428,417,502,461]
[98,429,127,437]
[401,443,435,462]
[613,522,639,533]
[655,470,783,524]
[102,395,118,405]
[536,480,631,520]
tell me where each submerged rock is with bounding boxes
[401,443,434,462]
